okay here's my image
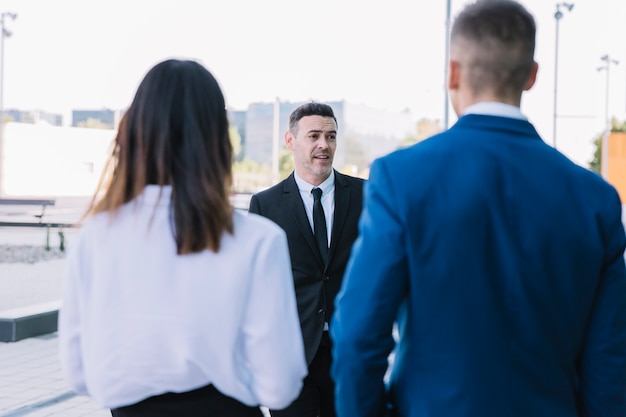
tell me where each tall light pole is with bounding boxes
[272,97,280,185]
[0,11,16,196]
[598,54,619,179]
[552,2,574,149]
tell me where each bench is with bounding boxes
[0,301,61,342]
[0,197,56,215]
[0,198,76,250]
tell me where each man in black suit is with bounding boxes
[249,102,364,417]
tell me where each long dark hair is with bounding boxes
[88,59,234,254]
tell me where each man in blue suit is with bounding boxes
[330,1,626,416]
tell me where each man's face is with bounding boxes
[285,115,337,186]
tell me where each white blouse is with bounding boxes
[59,186,307,409]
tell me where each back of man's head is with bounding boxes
[451,0,536,100]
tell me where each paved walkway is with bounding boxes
[0,333,110,417]
[0,198,109,416]
[0,227,109,415]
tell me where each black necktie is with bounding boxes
[312,187,328,264]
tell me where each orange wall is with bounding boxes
[608,132,626,204]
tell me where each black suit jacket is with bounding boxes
[249,170,365,364]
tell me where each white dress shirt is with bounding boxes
[59,185,307,409]
[463,101,528,120]
[293,171,334,331]
[293,170,335,248]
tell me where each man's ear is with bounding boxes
[524,61,539,91]
[448,59,461,91]
[285,130,294,150]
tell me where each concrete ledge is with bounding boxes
[0,300,61,342]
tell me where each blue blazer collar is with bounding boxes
[454,113,542,140]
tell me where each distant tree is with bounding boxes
[279,148,294,180]
[588,118,626,173]
[233,158,264,174]
[398,118,442,149]
[589,134,601,173]
[399,134,420,148]
[229,126,242,161]
[233,158,270,192]
[77,118,111,129]
[612,118,626,133]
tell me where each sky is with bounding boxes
[0,0,625,168]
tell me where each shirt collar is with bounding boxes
[137,185,171,206]
[294,170,335,196]
[463,102,527,121]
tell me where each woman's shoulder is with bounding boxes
[233,210,284,237]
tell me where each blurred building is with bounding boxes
[243,101,300,167]
[1,122,115,196]
[242,100,416,174]
[72,108,122,129]
[606,132,626,203]
[5,109,63,126]
[228,109,247,161]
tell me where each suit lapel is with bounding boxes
[283,174,324,265]
[329,171,350,263]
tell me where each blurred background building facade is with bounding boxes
[0,100,428,196]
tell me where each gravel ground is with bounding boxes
[0,244,67,264]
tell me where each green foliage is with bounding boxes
[397,118,442,150]
[231,148,293,192]
[229,126,242,160]
[589,118,626,173]
[234,158,264,173]
[399,135,420,148]
[232,158,270,192]
[76,118,112,129]
[589,135,601,173]
[610,118,626,133]
[279,148,294,180]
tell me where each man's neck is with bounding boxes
[462,102,526,120]
[455,91,521,115]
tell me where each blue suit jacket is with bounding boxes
[331,114,626,417]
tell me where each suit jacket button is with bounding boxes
[318,309,326,316]
[324,276,330,281]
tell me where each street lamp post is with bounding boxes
[272,97,280,185]
[552,2,574,149]
[598,54,619,179]
[0,11,16,196]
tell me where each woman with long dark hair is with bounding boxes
[59,59,307,416]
